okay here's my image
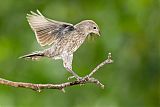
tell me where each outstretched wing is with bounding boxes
[27,10,74,47]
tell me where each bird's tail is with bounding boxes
[19,51,45,60]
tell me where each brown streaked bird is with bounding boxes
[20,10,100,80]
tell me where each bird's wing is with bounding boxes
[27,10,74,47]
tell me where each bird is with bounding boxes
[20,10,100,80]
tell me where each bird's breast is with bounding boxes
[67,34,86,53]
[47,32,86,57]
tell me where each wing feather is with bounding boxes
[27,10,74,47]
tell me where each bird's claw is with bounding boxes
[67,76,83,81]
[67,76,75,80]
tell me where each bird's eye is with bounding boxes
[93,27,97,29]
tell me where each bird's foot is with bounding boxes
[68,76,83,81]
[67,76,75,80]
[68,75,104,88]
[68,75,91,81]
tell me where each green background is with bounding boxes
[0,0,159,107]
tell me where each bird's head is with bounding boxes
[76,20,100,36]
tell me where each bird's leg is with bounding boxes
[65,67,82,80]
[62,53,82,80]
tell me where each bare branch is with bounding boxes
[88,53,113,77]
[0,53,113,92]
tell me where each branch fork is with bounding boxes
[0,53,113,92]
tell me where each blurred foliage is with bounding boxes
[0,0,159,107]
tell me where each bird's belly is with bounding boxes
[52,56,61,60]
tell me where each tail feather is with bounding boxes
[19,51,45,60]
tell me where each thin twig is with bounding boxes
[88,53,113,77]
[0,53,113,92]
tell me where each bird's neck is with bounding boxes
[74,24,90,36]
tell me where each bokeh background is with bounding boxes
[0,0,159,107]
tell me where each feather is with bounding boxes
[27,10,74,47]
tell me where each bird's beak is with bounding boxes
[97,31,101,36]
[90,31,101,37]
